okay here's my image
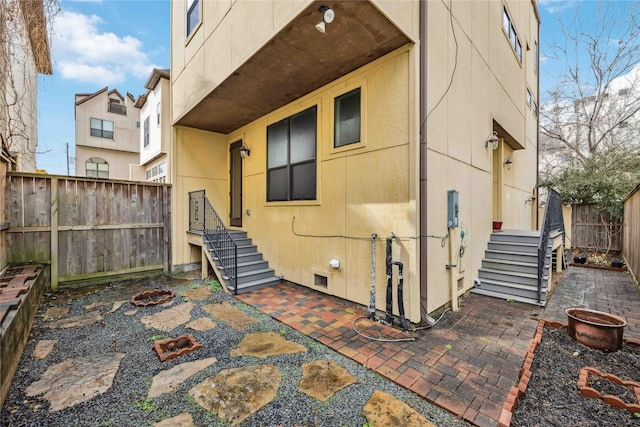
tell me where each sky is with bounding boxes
[34,0,634,175]
[36,0,170,175]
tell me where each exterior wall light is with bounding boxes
[315,6,335,33]
[239,145,250,158]
[503,157,513,168]
[486,131,499,150]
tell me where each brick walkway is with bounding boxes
[237,266,640,426]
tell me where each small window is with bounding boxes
[143,117,150,148]
[86,157,109,178]
[534,40,539,75]
[618,88,630,96]
[108,98,126,115]
[187,0,200,37]
[90,118,114,139]
[267,106,317,202]
[619,121,629,128]
[526,89,532,107]
[156,102,161,125]
[136,121,140,128]
[502,6,522,64]
[334,88,361,148]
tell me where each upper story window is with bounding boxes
[86,157,109,178]
[108,98,126,115]
[534,40,539,75]
[143,117,150,148]
[156,102,161,125]
[90,118,114,139]
[618,88,630,96]
[187,0,200,37]
[526,88,532,107]
[502,6,522,63]
[267,106,317,202]
[334,88,361,148]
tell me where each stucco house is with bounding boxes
[74,87,140,180]
[170,0,551,325]
[132,68,172,183]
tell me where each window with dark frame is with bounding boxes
[187,0,200,37]
[156,102,161,125]
[90,118,114,139]
[143,117,150,148]
[502,6,522,63]
[334,88,361,148]
[86,157,109,178]
[267,106,317,202]
[108,98,126,115]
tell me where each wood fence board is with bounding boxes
[571,204,623,252]
[623,187,640,284]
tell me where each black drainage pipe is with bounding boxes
[385,238,394,324]
[393,261,409,332]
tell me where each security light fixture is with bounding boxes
[315,5,334,33]
[486,131,499,150]
[239,145,250,159]
[503,157,512,168]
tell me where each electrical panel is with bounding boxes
[447,190,459,228]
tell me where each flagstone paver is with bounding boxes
[201,301,258,331]
[148,357,217,398]
[230,331,307,358]
[110,300,127,313]
[154,413,195,427]
[189,364,281,426]
[43,307,69,318]
[298,360,356,401]
[124,309,138,316]
[185,317,216,331]
[179,286,212,300]
[140,302,195,332]
[25,353,125,411]
[363,389,436,427]
[33,340,57,359]
[46,310,103,329]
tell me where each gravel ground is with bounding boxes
[1,275,470,427]
[511,326,640,427]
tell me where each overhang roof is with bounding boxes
[176,0,411,134]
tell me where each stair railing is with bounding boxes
[537,188,564,303]
[189,190,238,294]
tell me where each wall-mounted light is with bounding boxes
[503,157,512,168]
[315,5,335,34]
[239,144,250,159]
[485,131,499,150]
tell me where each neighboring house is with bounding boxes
[132,68,172,183]
[74,87,140,180]
[0,0,53,172]
[170,1,544,323]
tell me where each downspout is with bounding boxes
[535,5,541,230]
[419,0,429,322]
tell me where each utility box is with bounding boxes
[447,190,459,228]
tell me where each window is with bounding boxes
[146,162,167,182]
[108,98,126,115]
[136,121,140,128]
[267,106,317,201]
[334,88,361,148]
[86,157,109,178]
[90,118,114,139]
[502,6,522,63]
[534,41,539,75]
[618,88,630,96]
[526,89,532,107]
[143,117,150,148]
[187,0,200,37]
[619,121,629,128]
[156,102,161,125]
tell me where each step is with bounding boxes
[228,230,248,240]
[471,287,546,306]
[473,277,547,300]
[223,268,276,285]
[490,231,540,245]
[219,259,269,274]
[487,241,538,254]
[232,276,282,294]
[214,251,263,264]
[478,268,541,287]
[481,259,548,276]
[484,250,539,264]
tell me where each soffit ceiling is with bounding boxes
[176,0,411,134]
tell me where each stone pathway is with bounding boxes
[15,278,446,426]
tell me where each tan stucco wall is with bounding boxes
[423,0,539,311]
[172,48,422,322]
[75,146,140,181]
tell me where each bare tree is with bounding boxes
[0,0,59,171]
[540,1,640,167]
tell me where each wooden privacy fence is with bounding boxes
[571,203,622,252]
[5,173,171,288]
[623,184,640,285]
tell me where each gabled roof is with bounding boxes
[144,68,170,91]
[19,0,52,75]
[134,93,148,109]
[108,89,125,100]
[75,87,108,106]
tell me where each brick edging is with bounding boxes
[499,320,640,427]
[577,366,640,413]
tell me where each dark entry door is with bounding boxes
[229,141,243,227]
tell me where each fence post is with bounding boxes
[50,178,58,289]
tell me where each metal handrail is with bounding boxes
[537,188,564,303]
[188,190,238,294]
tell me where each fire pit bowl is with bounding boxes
[565,308,627,352]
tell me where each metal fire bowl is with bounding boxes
[566,308,627,352]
